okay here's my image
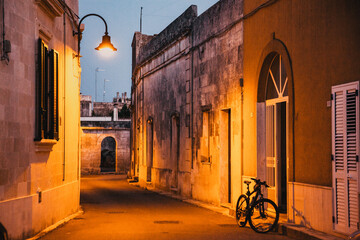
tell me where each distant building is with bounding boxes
[90,92,131,117]
[80,95,92,117]
[0,0,81,238]
[80,93,131,175]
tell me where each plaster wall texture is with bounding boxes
[81,128,131,175]
[243,0,360,234]
[243,0,360,187]
[0,0,80,239]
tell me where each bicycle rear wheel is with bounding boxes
[249,198,279,233]
[235,194,248,227]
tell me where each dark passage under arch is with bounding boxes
[101,137,116,172]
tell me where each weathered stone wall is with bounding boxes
[0,0,80,239]
[131,0,244,205]
[81,127,130,175]
[190,0,243,204]
[81,120,130,128]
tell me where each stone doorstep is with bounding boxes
[127,176,139,183]
[144,186,347,240]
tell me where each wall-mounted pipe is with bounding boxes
[1,0,10,63]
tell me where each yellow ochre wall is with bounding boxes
[0,0,81,239]
[244,0,360,186]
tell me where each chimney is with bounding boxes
[113,102,118,121]
[117,92,119,99]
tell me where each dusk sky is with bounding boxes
[79,0,219,102]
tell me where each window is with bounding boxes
[266,54,288,100]
[35,38,59,141]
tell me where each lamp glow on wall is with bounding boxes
[74,13,117,57]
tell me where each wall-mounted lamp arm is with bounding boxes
[74,13,108,36]
[74,13,117,57]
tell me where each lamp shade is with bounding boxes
[95,34,117,51]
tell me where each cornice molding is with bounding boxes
[35,0,64,18]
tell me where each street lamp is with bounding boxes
[103,79,110,102]
[73,13,117,57]
[95,67,105,102]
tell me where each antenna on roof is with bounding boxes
[140,7,143,33]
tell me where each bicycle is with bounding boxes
[235,178,279,233]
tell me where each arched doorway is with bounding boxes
[257,40,293,214]
[101,137,116,172]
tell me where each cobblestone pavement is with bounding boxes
[40,175,294,240]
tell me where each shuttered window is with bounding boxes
[35,39,59,141]
[332,81,359,234]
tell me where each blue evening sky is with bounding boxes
[79,0,219,102]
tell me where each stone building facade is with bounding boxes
[81,126,131,175]
[80,95,131,175]
[131,0,360,237]
[132,0,243,209]
[0,0,81,239]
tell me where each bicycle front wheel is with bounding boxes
[249,198,279,233]
[235,194,248,227]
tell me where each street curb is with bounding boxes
[279,223,346,240]
[26,209,84,240]
[141,185,346,240]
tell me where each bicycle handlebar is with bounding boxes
[251,178,270,188]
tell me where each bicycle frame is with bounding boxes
[245,183,263,208]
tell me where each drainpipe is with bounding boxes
[1,0,10,63]
[190,28,194,170]
[240,78,244,189]
[63,5,66,182]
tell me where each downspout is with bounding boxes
[63,5,66,181]
[190,27,194,170]
[1,0,9,63]
[240,82,244,177]
[1,0,4,57]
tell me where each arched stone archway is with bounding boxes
[101,137,116,172]
[256,39,294,213]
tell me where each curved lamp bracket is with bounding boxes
[74,13,116,57]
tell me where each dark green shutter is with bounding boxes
[49,50,59,140]
[35,39,48,140]
[35,39,59,141]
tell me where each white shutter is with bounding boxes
[332,81,359,234]
[266,104,275,187]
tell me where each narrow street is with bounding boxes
[40,175,292,240]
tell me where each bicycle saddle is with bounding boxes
[244,180,251,185]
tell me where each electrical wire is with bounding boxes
[58,0,80,32]
[191,0,278,52]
